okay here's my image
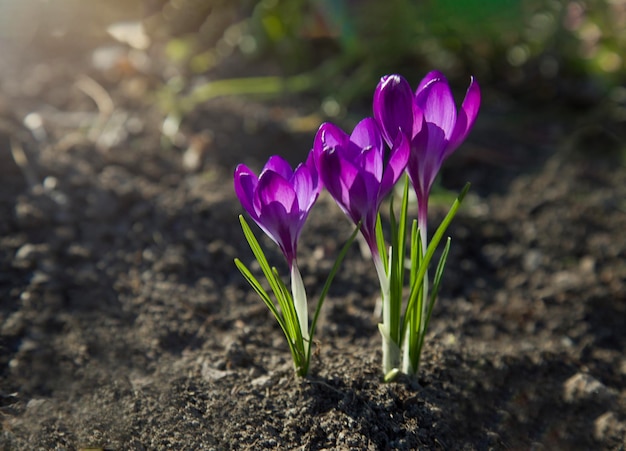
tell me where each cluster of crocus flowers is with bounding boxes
[373,71,480,376]
[234,71,480,379]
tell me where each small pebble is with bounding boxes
[563,372,616,404]
[593,411,623,442]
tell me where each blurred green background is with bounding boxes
[144,0,626,114]
[1,0,625,129]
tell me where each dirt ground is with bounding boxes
[1,4,626,450]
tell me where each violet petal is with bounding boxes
[445,77,481,159]
[352,118,384,182]
[373,74,415,148]
[263,155,294,180]
[415,70,444,94]
[233,164,258,219]
[255,170,298,216]
[380,132,409,197]
[416,76,457,142]
[292,163,317,213]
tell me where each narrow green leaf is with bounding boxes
[409,220,419,288]
[389,194,397,242]
[235,258,300,364]
[405,183,469,325]
[430,238,451,305]
[402,225,422,344]
[391,176,410,344]
[239,216,298,328]
[375,213,388,273]
[408,274,423,370]
[234,259,280,321]
[405,184,469,373]
[397,175,410,279]
[239,216,283,298]
[238,215,305,371]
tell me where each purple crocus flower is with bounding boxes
[373,71,480,228]
[315,118,409,375]
[234,153,320,267]
[313,117,409,254]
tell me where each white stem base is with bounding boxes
[291,264,309,343]
[374,250,400,376]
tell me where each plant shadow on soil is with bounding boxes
[1,9,626,451]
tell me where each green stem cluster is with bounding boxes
[376,177,470,380]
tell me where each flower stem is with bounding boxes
[373,250,399,376]
[291,263,309,346]
[373,253,389,331]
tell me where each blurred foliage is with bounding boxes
[147,0,626,114]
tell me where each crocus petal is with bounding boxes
[373,74,415,148]
[351,118,384,181]
[234,164,258,219]
[350,118,383,153]
[254,171,302,263]
[313,122,343,186]
[415,70,444,94]
[409,116,444,202]
[262,155,294,180]
[257,200,299,263]
[304,149,320,193]
[348,173,374,225]
[405,114,431,197]
[255,170,298,216]
[380,132,409,197]
[318,122,361,168]
[445,76,481,159]
[419,130,445,195]
[292,163,316,213]
[317,122,348,151]
[416,75,457,143]
[319,149,361,220]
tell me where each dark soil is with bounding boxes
[1,4,626,450]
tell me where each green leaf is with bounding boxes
[390,176,411,345]
[430,238,451,309]
[375,213,388,273]
[405,183,469,322]
[239,215,283,300]
[235,258,300,366]
[409,220,419,288]
[234,259,280,322]
[238,215,306,372]
[404,183,469,372]
[405,224,423,367]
